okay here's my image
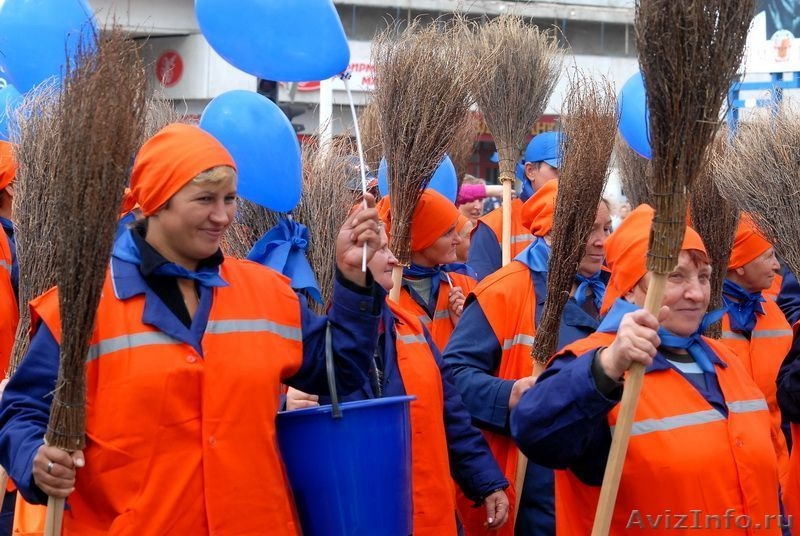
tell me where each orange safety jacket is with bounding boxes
[454,261,536,536]
[31,259,305,536]
[764,273,783,301]
[399,271,475,352]
[553,332,782,535]
[0,230,18,375]
[475,198,533,260]
[389,301,457,535]
[720,297,792,489]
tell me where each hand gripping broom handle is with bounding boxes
[500,172,515,267]
[591,272,666,536]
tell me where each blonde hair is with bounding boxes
[192,165,237,186]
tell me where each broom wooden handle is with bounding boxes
[0,467,7,495]
[44,496,64,536]
[591,272,666,536]
[501,176,514,267]
[512,362,544,526]
[389,265,403,303]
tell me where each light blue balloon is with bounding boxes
[195,0,350,82]
[0,84,22,141]
[0,0,96,94]
[618,72,652,159]
[378,154,458,203]
[200,90,302,212]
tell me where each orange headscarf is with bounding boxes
[0,141,17,190]
[377,190,460,252]
[601,204,707,314]
[130,123,236,216]
[455,214,470,235]
[728,213,772,270]
[520,179,558,237]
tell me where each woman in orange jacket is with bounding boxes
[513,205,784,534]
[0,124,384,535]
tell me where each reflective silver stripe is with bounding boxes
[206,319,302,341]
[727,399,769,413]
[751,329,793,339]
[87,331,179,362]
[502,334,535,351]
[511,233,534,245]
[419,311,449,325]
[626,409,725,437]
[722,329,792,339]
[398,333,427,345]
[616,399,768,437]
[0,260,10,274]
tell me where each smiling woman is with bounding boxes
[0,123,387,535]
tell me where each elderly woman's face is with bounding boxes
[146,172,237,270]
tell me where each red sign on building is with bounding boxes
[156,50,184,88]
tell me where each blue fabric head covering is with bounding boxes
[247,218,322,303]
[722,279,765,333]
[598,298,725,374]
[113,230,228,287]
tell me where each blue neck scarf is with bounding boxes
[598,298,725,374]
[113,230,228,288]
[515,236,551,272]
[403,262,477,302]
[574,271,606,311]
[722,279,765,333]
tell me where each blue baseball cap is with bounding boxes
[524,131,564,168]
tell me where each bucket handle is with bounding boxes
[324,321,342,419]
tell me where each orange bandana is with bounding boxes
[377,190,459,252]
[130,123,236,216]
[728,213,772,270]
[0,141,17,190]
[520,179,558,237]
[601,204,707,314]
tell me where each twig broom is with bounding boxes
[372,19,477,301]
[592,2,754,534]
[689,136,739,339]
[713,104,800,287]
[614,135,651,208]
[467,15,563,266]
[42,28,147,534]
[519,72,616,527]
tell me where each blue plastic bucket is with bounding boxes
[276,395,414,536]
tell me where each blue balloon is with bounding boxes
[427,155,457,203]
[195,0,350,82]
[0,84,22,141]
[618,72,652,159]
[0,0,96,94]
[378,154,458,203]
[200,90,302,212]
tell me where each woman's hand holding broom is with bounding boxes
[483,489,510,530]
[447,286,466,325]
[595,308,666,380]
[33,445,84,498]
[336,193,381,287]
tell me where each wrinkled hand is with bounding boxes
[335,193,381,287]
[597,307,667,380]
[447,286,466,325]
[33,445,84,498]
[286,388,320,411]
[509,375,537,410]
[484,489,510,530]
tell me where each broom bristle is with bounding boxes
[532,72,617,365]
[448,113,480,188]
[714,104,800,278]
[372,18,478,264]
[637,0,754,274]
[690,135,739,339]
[614,135,651,207]
[8,84,62,375]
[293,137,362,314]
[468,15,564,181]
[221,200,281,259]
[45,28,147,451]
[357,99,382,174]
